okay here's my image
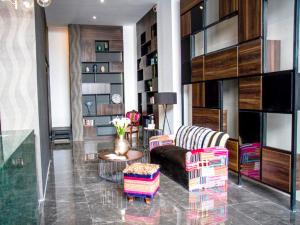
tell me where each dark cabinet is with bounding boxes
[263,71,293,113]
[181,37,191,84]
[191,2,204,33]
[205,80,221,109]
[239,111,262,144]
[239,0,262,43]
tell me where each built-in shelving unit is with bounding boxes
[180,0,300,210]
[136,7,159,127]
[82,41,124,138]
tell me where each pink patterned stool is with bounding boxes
[123,163,160,204]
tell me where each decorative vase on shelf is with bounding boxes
[114,135,130,156]
[100,65,106,73]
[93,64,98,73]
[85,66,90,73]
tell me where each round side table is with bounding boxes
[98,150,144,183]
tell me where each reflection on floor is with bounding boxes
[40,140,300,225]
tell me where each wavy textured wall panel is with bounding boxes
[69,25,83,141]
[0,3,38,131]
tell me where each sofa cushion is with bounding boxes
[150,145,188,169]
[175,125,229,149]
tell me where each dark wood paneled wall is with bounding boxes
[238,38,262,76]
[262,147,291,193]
[192,108,221,131]
[192,83,205,107]
[191,55,204,82]
[239,0,262,43]
[219,0,238,18]
[80,25,123,62]
[181,0,202,15]
[226,139,239,172]
[181,11,191,38]
[239,76,262,110]
[204,47,238,80]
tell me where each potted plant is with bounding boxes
[111,117,131,155]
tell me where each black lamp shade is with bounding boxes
[154,92,177,105]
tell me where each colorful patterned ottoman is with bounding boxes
[123,163,160,204]
[185,147,228,191]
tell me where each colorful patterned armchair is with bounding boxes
[150,125,229,191]
[125,110,141,146]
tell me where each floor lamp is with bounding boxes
[154,92,177,134]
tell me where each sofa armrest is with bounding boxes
[149,135,175,151]
[185,147,229,172]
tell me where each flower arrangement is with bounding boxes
[111,117,131,137]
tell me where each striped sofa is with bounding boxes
[150,125,229,191]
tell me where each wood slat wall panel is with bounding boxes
[97,104,124,116]
[192,55,204,82]
[192,108,221,131]
[80,25,123,41]
[181,11,191,38]
[262,147,291,193]
[181,0,202,15]
[219,0,238,19]
[238,38,262,76]
[81,40,96,62]
[110,62,124,73]
[192,83,205,107]
[226,139,239,172]
[109,40,123,52]
[239,76,262,110]
[239,0,262,42]
[204,47,238,80]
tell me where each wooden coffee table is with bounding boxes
[98,150,144,183]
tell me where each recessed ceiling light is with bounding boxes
[92,16,97,20]
[100,0,104,3]
[199,5,204,10]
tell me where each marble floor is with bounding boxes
[40,140,300,225]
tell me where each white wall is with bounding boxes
[48,26,71,128]
[123,25,138,112]
[157,0,182,134]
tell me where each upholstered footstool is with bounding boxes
[123,163,160,204]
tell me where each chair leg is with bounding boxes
[130,132,132,147]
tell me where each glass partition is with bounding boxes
[223,80,239,139]
[266,0,294,72]
[183,84,193,125]
[192,31,204,58]
[205,0,219,26]
[266,113,292,151]
[206,16,238,53]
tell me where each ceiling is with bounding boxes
[45,0,158,26]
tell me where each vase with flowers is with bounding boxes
[111,117,131,155]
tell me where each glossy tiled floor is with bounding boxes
[40,140,300,225]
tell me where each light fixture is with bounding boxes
[199,5,204,10]
[100,0,104,3]
[92,16,97,20]
[22,0,34,9]
[37,0,52,7]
